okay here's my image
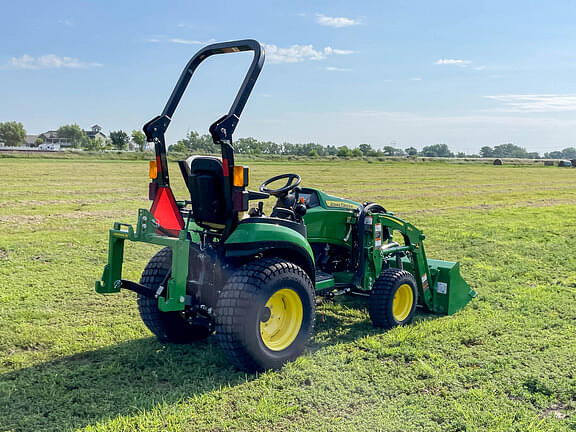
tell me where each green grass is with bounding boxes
[0,158,575,431]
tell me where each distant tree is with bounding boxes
[57,124,85,148]
[421,144,454,157]
[35,137,44,146]
[337,146,352,157]
[358,143,372,156]
[544,151,562,159]
[479,146,494,158]
[169,130,217,154]
[0,121,26,146]
[80,135,92,149]
[261,140,281,154]
[109,130,130,150]
[382,146,405,156]
[352,148,363,157]
[131,130,147,152]
[405,146,418,156]
[84,137,105,151]
[236,137,261,154]
[308,149,319,157]
[492,143,530,158]
[560,147,576,159]
[169,141,187,153]
[456,152,466,158]
[325,145,338,156]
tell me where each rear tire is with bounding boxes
[215,258,315,372]
[137,247,211,343]
[369,268,417,329]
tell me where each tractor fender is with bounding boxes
[224,222,315,281]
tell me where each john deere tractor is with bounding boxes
[96,40,476,372]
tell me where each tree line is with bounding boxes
[2,121,575,159]
[169,131,460,158]
[169,130,576,159]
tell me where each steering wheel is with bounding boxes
[259,173,301,196]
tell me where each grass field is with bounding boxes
[1,158,575,431]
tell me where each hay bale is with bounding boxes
[544,161,554,166]
[571,159,576,167]
[493,159,503,165]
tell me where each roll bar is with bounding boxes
[143,39,265,187]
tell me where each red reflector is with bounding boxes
[222,158,229,177]
[156,155,162,173]
[149,186,184,236]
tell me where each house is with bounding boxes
[85,124,107,141]
[38,131,72,147]
[37,124,107,148]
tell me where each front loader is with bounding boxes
[96,39,476,372]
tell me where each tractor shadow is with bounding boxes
[0,337,247,431]
[1,301,436,431]
[310,295,437,350]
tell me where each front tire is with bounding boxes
[368,268,417,329]
[215,258,315,372]
[137,247,211,343]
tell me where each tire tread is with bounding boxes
[215,257,315,372]
[368,268,417,329]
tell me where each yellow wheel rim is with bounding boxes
[260,288,303,351]
[392,283,414,321]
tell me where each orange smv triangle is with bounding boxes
[150,186,184,236]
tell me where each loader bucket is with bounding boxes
[427,259,477,315]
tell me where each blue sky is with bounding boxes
[1,0,576,154]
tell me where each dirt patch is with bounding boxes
[543,403,571,419]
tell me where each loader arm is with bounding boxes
[370,212,476,315]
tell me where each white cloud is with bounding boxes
[264,44,355,64]
[169,38,215,45]
[325,66,350,72]
[327,48,355,55]
[3,54,102,70]
[316,14,361,27]
[435,59,472,66]
[410,77,422,81]
[146,37,215,45]
[485,94,576,112]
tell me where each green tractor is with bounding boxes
[96,39,476,372]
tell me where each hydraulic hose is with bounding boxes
[352,202,387,289]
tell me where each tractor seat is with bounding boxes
[178,156,228,230]
[238,216,307,238]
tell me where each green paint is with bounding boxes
[95,208,190,312]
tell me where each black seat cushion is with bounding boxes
[188,156,227,227]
